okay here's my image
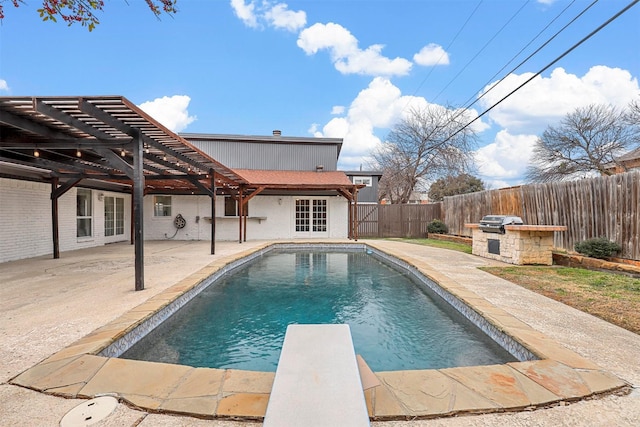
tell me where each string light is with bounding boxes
[34,149,40,157]
[121,149,126,157]
[163,154,167,161]
[76,149,82,158]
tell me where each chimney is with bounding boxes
[272,130,282,137]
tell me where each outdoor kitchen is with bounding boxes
[465,215,567,265]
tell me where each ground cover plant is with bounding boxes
[394,238,640,334]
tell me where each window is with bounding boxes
[312,199,327,232]
[295,199,327,233]
[105,197,125,237]
[154,196,172,217]
[352,176,372,187]
[76,189,92,238]
[295,199,310,231]
[224,196,248,216]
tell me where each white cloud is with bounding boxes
[475,130,537,187]
[331,105,345,115]
[479,66,640,134]
[264,3,306,32]
[312,77,487,170]
[138,95,196,133]
[0,79,9,92]
[297,23,412,77]
[230,0,258,28]
[230,1,306,32]
[413,43,450,66]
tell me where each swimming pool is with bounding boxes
[121,248,517,371]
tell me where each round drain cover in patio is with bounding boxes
[60,396,118,426]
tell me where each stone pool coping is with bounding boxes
[9,241,629,421]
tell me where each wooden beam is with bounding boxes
[0,109,73,140]
[94,147,134,180]
[51,178,82,200]
[34,99,119,141]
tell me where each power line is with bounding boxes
[408,0,483,101]
[431,0,530,104]
[459,0,597,114]
[447,0,640,144]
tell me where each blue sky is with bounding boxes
[1,0,639,188]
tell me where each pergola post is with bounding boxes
[51,177,60,259]
[238,186,244,243]
[132,130,145,291]
[210,170,216,255]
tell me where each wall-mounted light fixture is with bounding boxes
[97,192,104,201]
[278,198,283,205]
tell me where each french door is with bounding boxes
[104,196,126,243]
[295,199,328,236]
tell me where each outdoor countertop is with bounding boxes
[466,223,567,231]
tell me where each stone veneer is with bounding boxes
[466,224,567,265]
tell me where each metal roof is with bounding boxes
[0,96,247,193]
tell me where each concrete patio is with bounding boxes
[1,240,638,426]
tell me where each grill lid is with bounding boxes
[479,215,523,233]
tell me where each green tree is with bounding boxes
[526,103,640,183]
[1,0,177,31]
[428,173,484,202]
[373,105,478,204]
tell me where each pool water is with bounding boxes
[121,250,516,371]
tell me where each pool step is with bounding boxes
[263,324,371,427]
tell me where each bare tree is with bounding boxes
[526,104,640,182]
[373,105,478,204]
[428,173,484,202]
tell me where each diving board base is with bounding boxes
[263,324,370,427]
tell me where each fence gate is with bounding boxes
[356,203,442,238]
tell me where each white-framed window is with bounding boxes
[154,196,172,217]
[76,188,92,238]
[352,176,372,187]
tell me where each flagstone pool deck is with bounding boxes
[1,240,639,426]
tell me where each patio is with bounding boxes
[1,240,638,426]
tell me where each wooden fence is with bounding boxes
[356,203,441,238]
[443,171,640,260]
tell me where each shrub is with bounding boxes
[574,237,621,259]
[427,219,448,234]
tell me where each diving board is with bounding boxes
[263,324,370,427]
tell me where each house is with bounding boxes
[606,147,640,174]
[342,170,383,203]
[0,96,363,273]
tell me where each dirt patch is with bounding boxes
[480,265,640,335]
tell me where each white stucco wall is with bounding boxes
[0,178,131,263]
[1,177,349,263]
[143,194,350,241]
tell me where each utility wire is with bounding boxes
[446,0,640,145]
[431,0,530,104]
[460,0,596,114]
[379,0,639,187]
[408,0,483,101]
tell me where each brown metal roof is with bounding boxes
[0,96,247,193]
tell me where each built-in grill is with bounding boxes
[478,215,524,234]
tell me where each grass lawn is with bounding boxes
[392,238,640,335]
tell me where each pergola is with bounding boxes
[0,96,248,291]
[0,96,363,291]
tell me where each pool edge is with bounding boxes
[9,240,631,421]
